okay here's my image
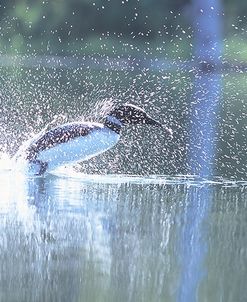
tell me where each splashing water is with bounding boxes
[8,99,116,175]
[0,152,13,172]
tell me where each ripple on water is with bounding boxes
[0,151,247,187]
[49,168,247,187]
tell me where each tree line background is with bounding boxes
[0,0,246,61]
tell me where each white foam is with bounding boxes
[0,152,14,172]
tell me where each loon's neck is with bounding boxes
[104,115,122,134]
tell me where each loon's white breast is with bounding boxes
[23,121,120,175]
[39,126,119,170]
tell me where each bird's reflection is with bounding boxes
[26,175,116,271]
[0,173,119,301]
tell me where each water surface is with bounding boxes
[0,170,246,302]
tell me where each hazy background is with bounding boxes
[0,0,245,59]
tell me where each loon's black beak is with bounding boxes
[163,126,173,138]
[146,116,163,127]
[146,116,173,138]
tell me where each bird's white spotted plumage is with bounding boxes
[36,124,119,171]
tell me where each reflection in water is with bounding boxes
[185,2,222,298]
[0,173,246,302]
[178,187,212,302]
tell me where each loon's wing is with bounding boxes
[25,122,101,161]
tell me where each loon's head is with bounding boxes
[109,104,162,126]
[105,104,173,136]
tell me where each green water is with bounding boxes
[0,173,246,302]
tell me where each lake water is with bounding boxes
[0,167,246,302]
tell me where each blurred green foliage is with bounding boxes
[0,0,246,57]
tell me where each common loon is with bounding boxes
[15,104,172,175]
